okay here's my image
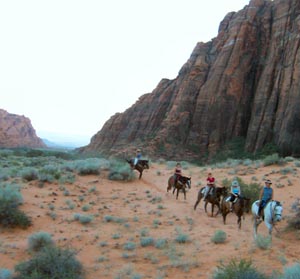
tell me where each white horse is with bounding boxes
[251,200,283,238]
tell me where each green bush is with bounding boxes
[28,231,54,252]
[254,234,272,250]
[287,200,300,230]
[211,230,227,244]
[14,246,84,279]
[213,258,268,279]
[108,162,135,181]
[20,168,39,181]
[140,237,154,247]
[281,263,300,279]
[0,183,31,228]
[263,153,280,166]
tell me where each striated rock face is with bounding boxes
[82,0,300,159]
[0,109,46,148]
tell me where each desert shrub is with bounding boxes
[287,199,300,230]
[74,213,93,224]
[20,167,39,181]
[75,159,100,175]
[0,268,12,279]
[155,238,167,249]
[254,234,272,250]
[0,182,31,228]
[211,230,227,244]
[213,258,268,279]
[174,227,190,243]
[140,237,154,247]
[108,162,135,181]
[263,153,286,166]
[39,164,61,180]
[14,246,84,279]
[28,231,54,252]
[280,263,300,279]
[123,241,136,251]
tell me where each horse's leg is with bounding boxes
[138,169,142,179]
[204,201,208,213]
[237,215,241,230]
[194,191,203,210]
[176,188,179,200]
[172,186,176,195]
[183,188,186,200]
[253,216,259,239]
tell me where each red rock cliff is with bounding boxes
[82,0,300,159]
[0,109,46,148]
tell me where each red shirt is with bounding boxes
[207,177,215,185]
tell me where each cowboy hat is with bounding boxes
[231,180,239,187]
[265,179,272,184]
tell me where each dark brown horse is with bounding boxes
[221,195,251,229]
[167,175,191,200]
[194,186,228,217]
[126,159,149,179]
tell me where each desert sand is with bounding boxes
[1,161,299,278]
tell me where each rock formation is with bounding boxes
[81,0,300,159]
[0,109,46,148]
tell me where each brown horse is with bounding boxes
[221,195,251,229]
[167,175,191,200]
[126,159,149,179]
[194,186,228,217]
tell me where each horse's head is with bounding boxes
[142,160,150,169]
[273,201,283,222]
[186,177,191,189]
[180,176,191,189]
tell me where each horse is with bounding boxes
[251,200,283,238]
[221,195,251,229]
[167,175,191,200]
[194,186,228,217]
[126,159,149,179]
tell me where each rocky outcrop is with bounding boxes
[82,0,300,159]
[0,109,46,148]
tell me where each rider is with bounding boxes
[173,162,182,187]
[203,172,215,201]
[257,179,274,218]
[133,149,142,167]
[226,180,241,212]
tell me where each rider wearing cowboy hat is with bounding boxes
[258,179,274,218]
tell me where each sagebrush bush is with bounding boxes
[287,199,300,230]
[108,162,135,181]
[140,237,154,247]
[0,183,31,228]
[213,258,268,279]
[281,263,300,279]
[28,231,54,252]
[255,234,272,250]
[14,246,84,279]
[211,230,227,244]
[20,167,38,181]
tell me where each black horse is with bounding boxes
[167,175,191,200]
[194,186,228,217]
[126,159,149,179]
[221,195,251,229]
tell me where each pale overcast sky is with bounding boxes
[0,0,249,145]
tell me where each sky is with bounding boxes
[0,0,250,146]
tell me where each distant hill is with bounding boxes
[42,138,85,150]
[0,109,46,148]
